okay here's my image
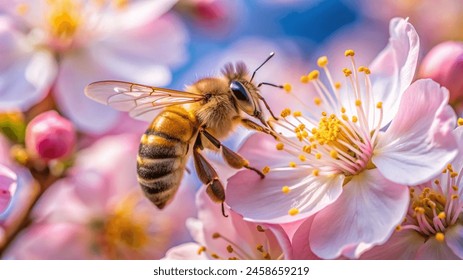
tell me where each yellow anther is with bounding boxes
[355,99,362,107]
[288,208,299,216]
[315,153,322,159]
[415,207,425,214]
[330,150,339,159]
[434,179,440,185]
[298,155,306,162]
[289,161,297,168]
[113,0,128,9]
[263,252,271,260]
[451,172,459,178]
[395,225,402,231]
[197,246,206,255]
[341,107,346,113]
[281,186,290,194]
[256,244,264,252]
[458,118,463,126]
[262,166,270,175]
[317,56,328,67]
[447,163,454,170]
[211,253,220,259]
[364,67,371,74]
[293,111,302,117]
[280,108,291,118]
[452,194,459,200]
[302,145,311,154]
[452,185,459,191]
[376,102,383,109]
[256,225,265,232]
[300,75,309,83]
[226,245,234,253]
[438,212,446,219]
[435,232,445,243]
[358,66,365,72]
[212,233,221,239]
[312,169,319,176]
[16,3,29,15]
[276,143,284,150]
[314,97,322,106]
[334,82,341,89]
[351,116,358,123]
[228,257,238,260]
[308,70,320,80]
[342,114,348,121]
[342,68,352,77]
[283,83,292,92]
[344,49,355,57]
[321,111,327,117]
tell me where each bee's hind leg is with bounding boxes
[200,129,265,179]
[193,147,228,217]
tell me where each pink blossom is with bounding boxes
[164,186,292,260]
[226,18,458,259]
[0,135,39,249]
[0,0,187,134]
[419,41,463,104]
[360,126,463,260]
[3,134,196,259]
[25,110,75,161]
[0,164,16,215]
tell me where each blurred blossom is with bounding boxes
[0,135,39,249]
[0,0,188,133]
[360,0,463,49]
[0,164,16,215]
[361,126,463,260]
[0,111,26,144]
[3,134,196,259]
[419,41,463,105]
[164,187,292,260]
[25,110,75,162]
[226,18,458,259]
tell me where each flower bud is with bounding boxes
[419,41,463,103]
[25,111,76,161]
[0,164,17,215]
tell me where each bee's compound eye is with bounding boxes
[230,81,250,102]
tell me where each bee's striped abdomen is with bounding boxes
[137,106,198,209]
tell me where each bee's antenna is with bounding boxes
[250,52,275,82]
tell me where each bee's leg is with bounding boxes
[241,118,280,140]
[193,146,228,217]
[200,129,265,179]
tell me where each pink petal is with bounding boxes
[226,168,344,224]
[370,17,420,127]
[445,224,463,259]
[310,168,409,259]
[0,165,17,214]
[415,237,460,260]
[237,133,297,169]
[3,223,96,260]
[163,242,209,260]
[0,18,57,110]
[374,79,458,185]
[100,14,187,69]
[54,49,121,134]
[359,230,424,259]
[291,217,321,260]
[100,0,178,32]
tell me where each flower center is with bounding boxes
[46,0,82,41]
[398,164,462,242]
[268,50,382,178]
[196,225,283,260]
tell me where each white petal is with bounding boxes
[374,79,458,185]
[416,237,460,259]
[359,230,424,259]
[310,169,409,259]
[226,168,344,224]
[370,18,420,128]
[445,224,463,259]
[163,242,209,260]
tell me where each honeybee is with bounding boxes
[85,53,280,216]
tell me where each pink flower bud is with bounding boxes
[26,111,76,161]
[419,41,463,103]
[0,164,16,215]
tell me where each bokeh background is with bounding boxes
[0,0,462,259]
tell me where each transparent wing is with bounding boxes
[84,80,204,122]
